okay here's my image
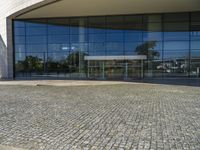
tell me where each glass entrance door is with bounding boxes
[88,60,103,79]
[127,60,143,79]
[88,60,144,80]
[105,60,124,79]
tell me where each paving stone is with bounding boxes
[0,84,199,149]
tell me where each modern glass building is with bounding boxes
[1,0,200,80]
[14,12,200,80]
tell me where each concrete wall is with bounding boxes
[0,0,57,79]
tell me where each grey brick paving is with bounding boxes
[0,84,200,150]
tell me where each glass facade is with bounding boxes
[14,12,200,79]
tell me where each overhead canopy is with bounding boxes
[17,0,200,19]
[84,55,147,61]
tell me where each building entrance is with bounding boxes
[86,56,146,80]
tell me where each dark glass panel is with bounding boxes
[15,36,25,44]
[124,15,143,24]
[191,41,200,50]
[88,17,106,34]
[106,16,124,33]
[127,60,143,79]
[191,50,200,59]
[164,13,189,22]
[191,12,200,22]
[124,32,143,42]
[89,51,105,56]
[70,18,88,34]
[48,18,70,26]
[47,19,70,35]
[47,52,69,62]
[143,32,162,41]
[26,44,47,52]
[89,34,106,42]
[144,22,162,32]
[124,24,143,32]
[124,42,143,55]
[25,19,47,27]
[164,32,189,41]
[191,22,200,31]
[145,60,163,77]
[143,14,162,23]
[15,44,25,53]
[47,52,70,77]
[148,41,162,50]
[15,52,26,77]
[191,31,200,41]
[106,33,123,42]
[48,44,70,52]
[190,59,200,77]
[191,22,200,40]
[106,42,124,55]
[48,25,70,35]
[71,43,88,52]
[26,36,47,44]
[23,52,45,77]
[88,61,103,79]
[68,51,85,78]
[26,27,46,35]
[164,41,189,50]
[14,21,25,28]
[163,51,189,77]
[14,28,25,35]
[105,60,124,79]
[89,43,105,56]
[70,34,88,43]
[123,15,143,35]
[48,35,69,44]
[135,41,162,59]
[164,51,189,59]
[164,22,189,31]
[190,51,200,77]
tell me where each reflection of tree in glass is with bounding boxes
[47,51,87,73]
[23,56,43,72]
[67,51,87,73]
[47,57,69,72]
[135,41,160,60]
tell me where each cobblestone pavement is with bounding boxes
[0,84,200,150]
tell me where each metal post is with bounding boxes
[87,60,90,78]
[102,61,105,79]
[125,62,128,79]
[79,19,85,78]
[197,67,200,78]
[141,60,144,79]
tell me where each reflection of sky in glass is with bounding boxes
[48,53,69,61]
[13,13,200,78]
[14,15,200,58]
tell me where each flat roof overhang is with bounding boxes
[84,55,147,61]
[16,0,200,19]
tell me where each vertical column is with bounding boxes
[124,62,128,80]
[197,67,200,78]
[102,61,105,79]
[141,60,144,78]
[87,60,90,78]
[79,19,85,78]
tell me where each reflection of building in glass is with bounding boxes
[12,12,200,79]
